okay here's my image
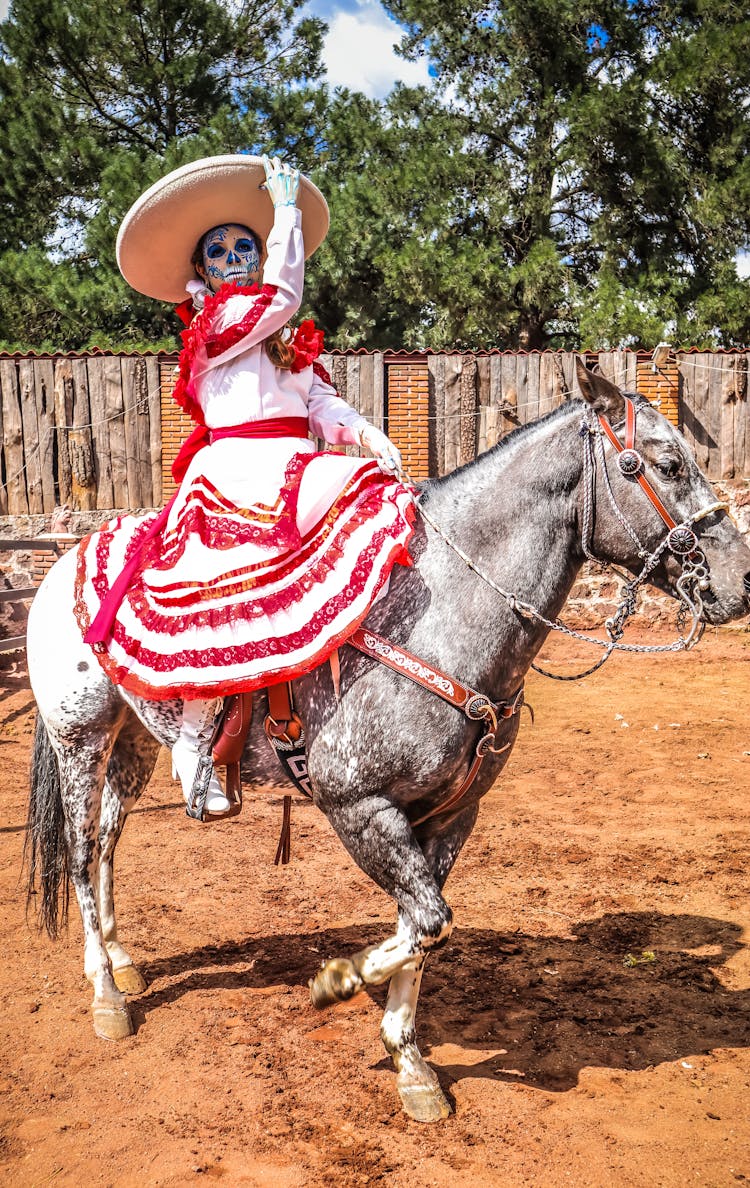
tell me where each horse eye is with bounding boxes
[655,456,681,479]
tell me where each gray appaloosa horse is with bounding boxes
[25,361,750,1122]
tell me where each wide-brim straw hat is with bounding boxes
[116,154,329,303]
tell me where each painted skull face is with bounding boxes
[199,223,261,291]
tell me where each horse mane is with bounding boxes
[421,397,583,499]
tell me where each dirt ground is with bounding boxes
[1,628,749,1187]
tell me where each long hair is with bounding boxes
[191,231,296,370]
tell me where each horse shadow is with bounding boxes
[134,909,750,1093]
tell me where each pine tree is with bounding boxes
[0,0,327,348]
[309,0,750,349]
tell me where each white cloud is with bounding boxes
[0,0,431,100]
[736,250,750,281]
[320,0,431,98]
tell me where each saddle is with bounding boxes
[208,679,308,864]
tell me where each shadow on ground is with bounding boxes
[132,910,749,1093]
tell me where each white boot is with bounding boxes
[172,698,231,818]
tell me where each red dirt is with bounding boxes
[1,629,749,1186]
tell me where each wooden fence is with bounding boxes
[0,350,748,514]
[427,351,745,479]
[678,354,749,482]
[0,354,162,515]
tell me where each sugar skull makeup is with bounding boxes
[198,223,261,291]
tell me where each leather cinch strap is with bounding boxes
[348,627,527,826]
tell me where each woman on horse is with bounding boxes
[76,154,415,819]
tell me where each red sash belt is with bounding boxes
[84,416,311,648]
[173,416,309,484]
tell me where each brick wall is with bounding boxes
[31,535,78,587]
[159,357,190,503]
[158,352,434,495]
[384,356,430,480]
[635,357,680,426]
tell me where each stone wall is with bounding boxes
[0,509,151,649]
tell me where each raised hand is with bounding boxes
[262,154,300,208]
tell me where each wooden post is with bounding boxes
[121,355,153,507]
[458,355,477,466]
[476,356,491,455]
[427,355,445,476]
[105,356,128,508]
[53,359,74,506]
[146,357,162,507]
[0,360,27,514]
[87,357,115,508]
[70,359,97,511]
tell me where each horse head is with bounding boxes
[575,358,750,625]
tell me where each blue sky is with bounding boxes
[306,0,431,97]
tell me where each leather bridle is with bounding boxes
[595,395,714,559]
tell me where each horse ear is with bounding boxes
[575,357,626,421]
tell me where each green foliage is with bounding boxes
[0,0,326,350]
[623,950,656,968]
[0,0,748,350]
[307,0,749,349]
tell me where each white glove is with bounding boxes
[262,155,300,208]
[358,424,402,475]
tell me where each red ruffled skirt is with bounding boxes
[74,437,415,700]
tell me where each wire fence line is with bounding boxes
[0,354,163,514]
[0,349,748,515]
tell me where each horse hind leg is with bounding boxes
[31,705,143,1039]
[53,741,134,1041]
[98,721,160,995]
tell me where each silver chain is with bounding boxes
[405,413,725,681]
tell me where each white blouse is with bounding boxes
[190,207,366,446]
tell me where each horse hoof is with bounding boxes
[397,1079,452,1123]
[92,1003,134,1041]
[113,965,147,995]
[309,957,361,1009]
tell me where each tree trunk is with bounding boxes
[517,314,548,351]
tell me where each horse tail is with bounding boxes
[25,712,69,938]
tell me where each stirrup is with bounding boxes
[185,755,242,823]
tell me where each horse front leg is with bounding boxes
[309,792,454,1121]
[379,806,480,1121]
[58,745,133,1041]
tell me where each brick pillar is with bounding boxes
[32,534,79,586]
[636,355,680,426]
[159,357,191,503]
[384,356,430,480]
